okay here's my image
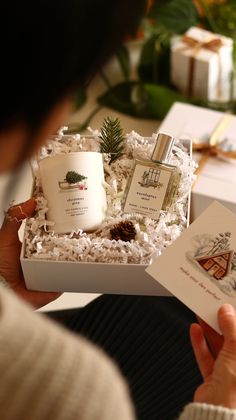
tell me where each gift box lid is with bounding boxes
[171,26,233,55]
[159,102,236,217]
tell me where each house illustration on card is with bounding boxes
[195,250,234,280]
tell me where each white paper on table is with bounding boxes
[159,102,236,187]
[146,201,236,333]
[182,116,236,149]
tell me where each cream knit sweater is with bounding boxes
[0,284,236,420]
[0,285,135,420]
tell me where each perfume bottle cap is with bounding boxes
[151,133,175,163]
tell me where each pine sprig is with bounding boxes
[99,117,125,164]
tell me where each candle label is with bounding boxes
[57,171,89,218]
[39,152,107,233]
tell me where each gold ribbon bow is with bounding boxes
[182,35,223,53]
[193,114,236,182]
[180,34,223,98]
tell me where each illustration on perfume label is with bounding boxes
[138,168,164,189]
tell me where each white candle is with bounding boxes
[39,152,107,233]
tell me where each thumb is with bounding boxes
[0,198,36,239]
[218,304,236,353]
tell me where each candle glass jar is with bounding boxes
[39,152,107,233]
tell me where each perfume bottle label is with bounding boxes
[123,164,171,220]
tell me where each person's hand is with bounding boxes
[0,198,61,308]
[197,317,223,358]
[190,304,236,409]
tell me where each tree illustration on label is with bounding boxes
[58,171,88,190]
[138,168,164,189]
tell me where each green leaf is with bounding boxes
[138,35,158,83]
[116,45,131,81]
[206,0,236,38]
[98,82,139,117]
[98,81,192,120]
[233,41,236,69]
[148,0,199,34]
[74,87,87,110]
[66,105,103,134]
[197,0,219,33]
[138,34,171,85]
[141,83,190,119]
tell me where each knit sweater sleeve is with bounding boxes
[179,403,236,420]
[0,285,135,420]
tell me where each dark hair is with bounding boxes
[0,0,146,131]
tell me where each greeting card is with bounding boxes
[146,201,236,333]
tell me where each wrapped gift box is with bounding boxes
[159,102,236,219]
[171,27,233,102]
[20,132,193,295]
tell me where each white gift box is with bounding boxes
[171,27,233,102]
[20,135,192,295]
[159,102,236,219]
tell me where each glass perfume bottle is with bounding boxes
[123,133,181,220]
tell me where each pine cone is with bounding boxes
[110,221,136,242]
